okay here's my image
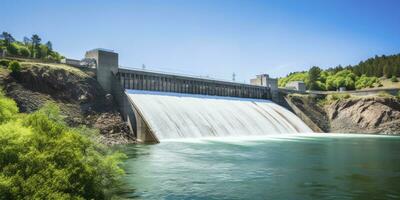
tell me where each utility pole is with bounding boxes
[232,72,236,82]
[142,64,146,70]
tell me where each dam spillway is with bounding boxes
[126,90,313,142]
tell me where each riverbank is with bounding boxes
[286,93,400,134]
[0,58,135,145]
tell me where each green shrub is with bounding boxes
[325,70,356,90]
[326,93,351,102]
[0,59,9,67]
[355,75,379,89]
[6,43,18,55]
[7,61,21,75]
[0,91,18,124]
[376,91,394,98]
[278,72,309,88]
[0,102,126,199]
[18,46,30,57]
[391,75,398,82]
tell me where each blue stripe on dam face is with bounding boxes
[119,134,400,200]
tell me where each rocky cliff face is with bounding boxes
[286,95,330,132]
[326,97,400,134]
[1,61,134,145]
[286,94,400,134]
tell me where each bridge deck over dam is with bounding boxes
[116,68,271,99]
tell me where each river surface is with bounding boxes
[120,134,400,199]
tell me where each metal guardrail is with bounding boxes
[119,66,244,85]
[279,87,400,96]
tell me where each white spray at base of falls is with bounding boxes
[126,90,313,140]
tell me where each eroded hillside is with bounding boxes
[287,93,400,134]
[0,59,134,145]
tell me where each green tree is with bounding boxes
[45,41,53,51]
[355,75,379,89]
[8,61,21,76]
[31,34,41,58]
[278,72,309,88]
[6,43,18,55]
[23,36,31,46]
[308,66,321,90]
[1,32,15,47]
[39,44,49,59]
[325,70,356,90]
[18,46,30,57]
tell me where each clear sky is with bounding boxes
[2,0,400,82]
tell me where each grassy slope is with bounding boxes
[377,78,400,89]
[20,60,89,78]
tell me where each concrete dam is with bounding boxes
[126,90,312,142]
[78,49,312,143]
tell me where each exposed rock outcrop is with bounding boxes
[285,95,330,132]
[326,97,400,134]
[286,94,400,134]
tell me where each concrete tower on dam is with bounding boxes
[85,49,119,93]
[77,48,277,142]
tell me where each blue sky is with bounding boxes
[2,0,400,82]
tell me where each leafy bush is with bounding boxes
[325,70,356,90]
[6,43,18,55]
[316,80,326,91]
[0,98,125,199]
[0,92,18,123]
[8,61,21,75]
[18,46,30,57]
[326,93,352,102]
[0,59,10,67]
[278,72,309,88]
[391,75,398,82]
[376,91,394,98]
[355,75,380,89]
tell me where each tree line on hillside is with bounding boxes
[0,32,63,62]
[279,54,400,91]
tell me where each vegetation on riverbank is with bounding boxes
[0,59,133,145]
[0,32,63,62]
[0,92,125,199]
[279,54,400,91]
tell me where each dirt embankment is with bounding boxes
[285,95,330,132]
[0,61,134,145]
[287,94,400,134]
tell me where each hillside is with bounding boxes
[279,53,400,91]
[286,93,400,134]
[0,58,134,145]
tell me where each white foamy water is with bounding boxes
[126,90,313,140]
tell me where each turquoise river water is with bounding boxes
[119,134,400,200]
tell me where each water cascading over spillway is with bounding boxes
[126,90,313,141]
